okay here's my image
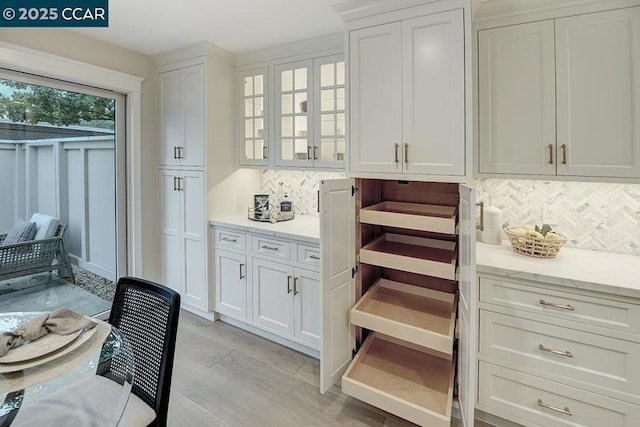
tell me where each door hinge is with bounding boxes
[351,264,359,278]
[352,185,358,197]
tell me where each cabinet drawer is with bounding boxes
[296,244,320,268]
[342,333,453,427]
[479,362,640,427]
[480,310,640,398]
[479,277,640,336]
[252,235,291,260]
[214,228,247,252]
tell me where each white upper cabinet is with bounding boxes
[159,64,205,167]
[478,6,640,180]
[478,20,556,175]
[556,7,640,178]
[238,67,269,167]
[349,9,466,177]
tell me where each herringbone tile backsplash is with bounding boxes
[260,171,640,255]
[475,179,640,255]
[261,169,346,215]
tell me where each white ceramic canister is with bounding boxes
[480,203,504,245]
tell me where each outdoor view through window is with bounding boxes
[0,75,118,316]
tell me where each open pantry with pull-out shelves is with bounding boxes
[319,178,476,427]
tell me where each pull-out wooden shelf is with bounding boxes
[360,201,457,234]
[360,233,457,280]
[342,332,454,427]
[351,278,456,356]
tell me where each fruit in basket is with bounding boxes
[545,231,564,240]
[508,227,527,236]
[526,230,544,239]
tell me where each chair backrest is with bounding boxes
[107,276,181,427]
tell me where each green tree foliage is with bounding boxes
[0,79,115,130]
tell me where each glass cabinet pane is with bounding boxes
[320,63,335,87]
[314,57,345,165]
[294,68,307,90]
[240,68,268,163]
[281,70,293,92]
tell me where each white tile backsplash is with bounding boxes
[475,178,640,255]
[261,169,346,215]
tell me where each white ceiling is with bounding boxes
[72,0,345,56]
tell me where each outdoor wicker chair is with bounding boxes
[0,224,75,283]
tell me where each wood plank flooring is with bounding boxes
[168,311,495,427]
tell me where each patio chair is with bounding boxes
[0,223,75,283]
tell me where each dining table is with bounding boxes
[0,312,135,426]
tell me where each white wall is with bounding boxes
[0,28,160,280]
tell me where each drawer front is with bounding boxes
[479,277,640,335]
[480,310,640,398]
[297,244,321,269]
[252,235,291,260]
[214,228,247,252]
[479,362,640,427]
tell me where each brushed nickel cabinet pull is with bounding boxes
[537,399,572,416]
[177,177,183,191]
[287,275,292,294]
[538,344,573,358]
[222,237,237,243]
[476,202,484,231]
[307,145,312,160]
[173,176,177,191]
[263,145,268,159]
[178,146,184,159]
[394,143,399,163]
[404,143,409,164]
[261,245,279,251]
[539,299,575,311]
[173,146,178,159]
[239,263,245,279]
[561,144,567,165]
[313,146,318,160]
[294,277,299,295]
[309,254,320,260]
[548,144,553,164]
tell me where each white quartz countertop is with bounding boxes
[477,241,640,299]
[210,214,320,244]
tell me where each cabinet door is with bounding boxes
[320,178,355,394]
[275,60,313,167]
[159,169,182,293]
[215,250,248,319]
[349,23,403,173]
[239,67,269,166]
[402,10,465,176]
[293,268,321,348]
[458,184,476,427]
[478,20,556,175]
[556,8,640,178]
[180,64,205,167]
[181,170,207,309]
[252,258,294,336]
[313,55,346,169]
[159,70,181,167]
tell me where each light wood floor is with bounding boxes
[167,310,495,427]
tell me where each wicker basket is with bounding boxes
[504,227,568,259]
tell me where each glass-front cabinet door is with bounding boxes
[238,67,268,166]
[275,60,313,167]
[314,55,346,168]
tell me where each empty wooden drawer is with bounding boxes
[351,278,456,355]
[360,202,457,234]
[342,333,454,427]
[479,310,640,399]
[478,362,640,427]
[360,234,457,280]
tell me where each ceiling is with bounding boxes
[72,0,345,57]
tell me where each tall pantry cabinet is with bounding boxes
[156,46,236,313]
[323,1,475,426]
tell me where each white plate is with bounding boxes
[0,330,83,364]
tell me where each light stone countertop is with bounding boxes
[477,241,640,299]
[210,214,320,244]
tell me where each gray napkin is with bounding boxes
[0,308,97,357]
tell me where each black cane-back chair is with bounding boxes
[103,276,181,427]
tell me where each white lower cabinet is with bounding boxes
[213,225,320,352]
[214,250,247,319]
[477,274,640,426]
